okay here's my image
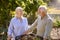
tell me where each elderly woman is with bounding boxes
[25,6,53,40]
[7,7,28,40]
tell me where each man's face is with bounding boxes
[16,9,23,18]
[38,7,46,17]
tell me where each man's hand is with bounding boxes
[43,38,46,40]
[24,29,32,35]
[23,30,29,34]
[43,38,48,40]
[7,36,12,40]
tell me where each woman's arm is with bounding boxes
[7,19,14,40]
[25,18,29,31]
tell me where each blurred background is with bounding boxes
[0,0,60,40]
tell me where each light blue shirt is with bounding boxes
[8,17,28,37]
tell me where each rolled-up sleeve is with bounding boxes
[43,19,53,39]
[8,20,14,37]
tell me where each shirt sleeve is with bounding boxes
[7,19,14,37]
[28,19,38,32]
[25,18,29,31]
[43,19,53,39]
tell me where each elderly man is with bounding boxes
[7,7,28,40]
[25,6,53,40]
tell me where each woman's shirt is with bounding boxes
[8,17,28,37]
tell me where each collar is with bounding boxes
[38,14,48,20]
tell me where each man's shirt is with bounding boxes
[8,17,28,37]
[29,15,53,39]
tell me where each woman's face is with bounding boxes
[16,9,23,18]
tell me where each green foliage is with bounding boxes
[43,0,51,3]
[53,20,60,28]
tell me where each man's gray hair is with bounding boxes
[15,7,23,11]
[38,5,47,10]
[38,5,47,13]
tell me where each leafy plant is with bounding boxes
[53,20,60,28]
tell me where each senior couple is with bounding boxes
[7,6,53,40]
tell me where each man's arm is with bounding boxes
[24,19,38,34]
[7,20,14,40]
[43,19,53,40]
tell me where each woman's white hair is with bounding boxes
[15,7,23,11]
[15,7,23,17]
